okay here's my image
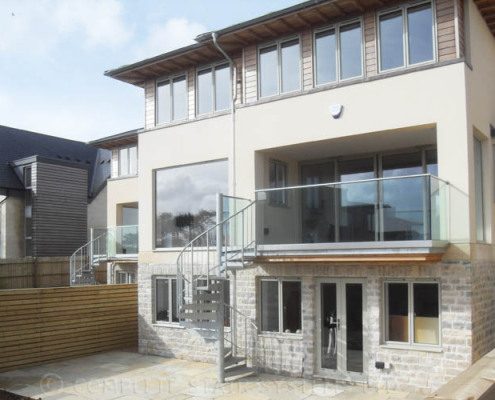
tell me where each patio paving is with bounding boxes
[0,350,422,400]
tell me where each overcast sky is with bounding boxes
[0,0,301,143]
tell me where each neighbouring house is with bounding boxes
[89,129,140,284]
[0,125,110,259]
[85,0,495,393]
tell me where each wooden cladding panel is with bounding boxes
[144,80,155,129]
[244,45,258,103]
[437,0,458,61]
[302,30,314,91]
[364,11,378,77]
[33,162,88,257]
[0,284,138,372]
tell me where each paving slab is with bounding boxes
[0,350,422,400]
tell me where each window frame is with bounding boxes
[116,271,136,284]
[153,276,180,325]
[155,72,189,126]
[383,279,442,349]
[117,145,138,177]
[377,0,437,74]
[196,62,232,116]
[258,277,302,335]
[313,17,365,88]
[257,34,303,100]
[474,135,486,242]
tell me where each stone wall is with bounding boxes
[138,260,480,393]
[471,261,495,362]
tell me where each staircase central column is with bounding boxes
[217,296,225,383]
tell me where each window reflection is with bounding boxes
[379,11,404,70]
[340,22,362,79]
[154,160,228,248]
[408,4,434,65]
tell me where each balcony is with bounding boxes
[254,174,467,261]
[90,225,138,261]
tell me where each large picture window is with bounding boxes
[378,2,434,72]
[385,281,440,346]
[314,20,362,85]
[260,278,301,334]
[154,159,228,248]
[259,38,300,98]
[156,75,187,125]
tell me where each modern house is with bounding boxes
[87,0,495,393]
[0,125,109,259]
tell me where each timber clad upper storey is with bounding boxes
[105,0,466,130]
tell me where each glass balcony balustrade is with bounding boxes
[255,174,467,247]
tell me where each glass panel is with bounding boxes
[281,39,300,93]
[25,191,32,218]
[408,4,434,65]
[115,225,138,254]
[321,283,337,370]
[315,29,337,85]
[259,45,278,97]
[269,160,288,206]
[282,281,301,333]
[156,81,171,124]
[301,162,336,243]
[129,146,138,175]
[119,148,129,176]
[171,279,179,322]
[172,76,187,120]
[381,152,425,240]
[379,11,404,70]
[474,137,485,241]
[340,22,362,79]
[346,283,363,373]
[215,64,231,111]
[197,68,213,115]
[387,283,409,342]
[25,217,32,237]
[156,279,170,322]
[426,149,438,176]
[121,205,138,226]
[25,238,32,257]
[338,158,376,242]
[413,283,439,345]
[155,160,228,248]
[261,280,279,332]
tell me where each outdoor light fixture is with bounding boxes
[330,104,343,119]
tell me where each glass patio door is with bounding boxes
[317,279,365,380]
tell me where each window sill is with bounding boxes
[153,322,185,329]
[258,332,303,340]
[380,343,443,353]
[109,174,138,181]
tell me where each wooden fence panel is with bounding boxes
[0,284,137,372]
[0,257,107,289]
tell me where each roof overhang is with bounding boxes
[474,0,495,36]
[105,0,387,87]
[90,129,141,149]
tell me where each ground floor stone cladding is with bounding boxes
[137,260,495,394]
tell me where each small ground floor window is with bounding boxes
[260,278,302,334]
[116,271,136,284]
[155,277,179,323]
[384,281,440,346]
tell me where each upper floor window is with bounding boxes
[197,63,231,115]
[314,20,363,85]
[259,37,301,98]
[378,2,434,72]
[118,146,138,177]
[23,166,32,189]
[156,75,187,125]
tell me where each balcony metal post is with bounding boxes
[216,193,223,277]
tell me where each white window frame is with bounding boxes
[257,35,303,99]
[118,145,138,177]
[383,279,442,350]
[116,271,135,284]
[377,0,437,74]
[259,277,302,334]
[313,17,365,87]
[153,276,180,325]
[474,135,486,242]
[196,62,232,116]
[155,72,188,126]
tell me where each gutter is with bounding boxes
[212,32,237,197]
